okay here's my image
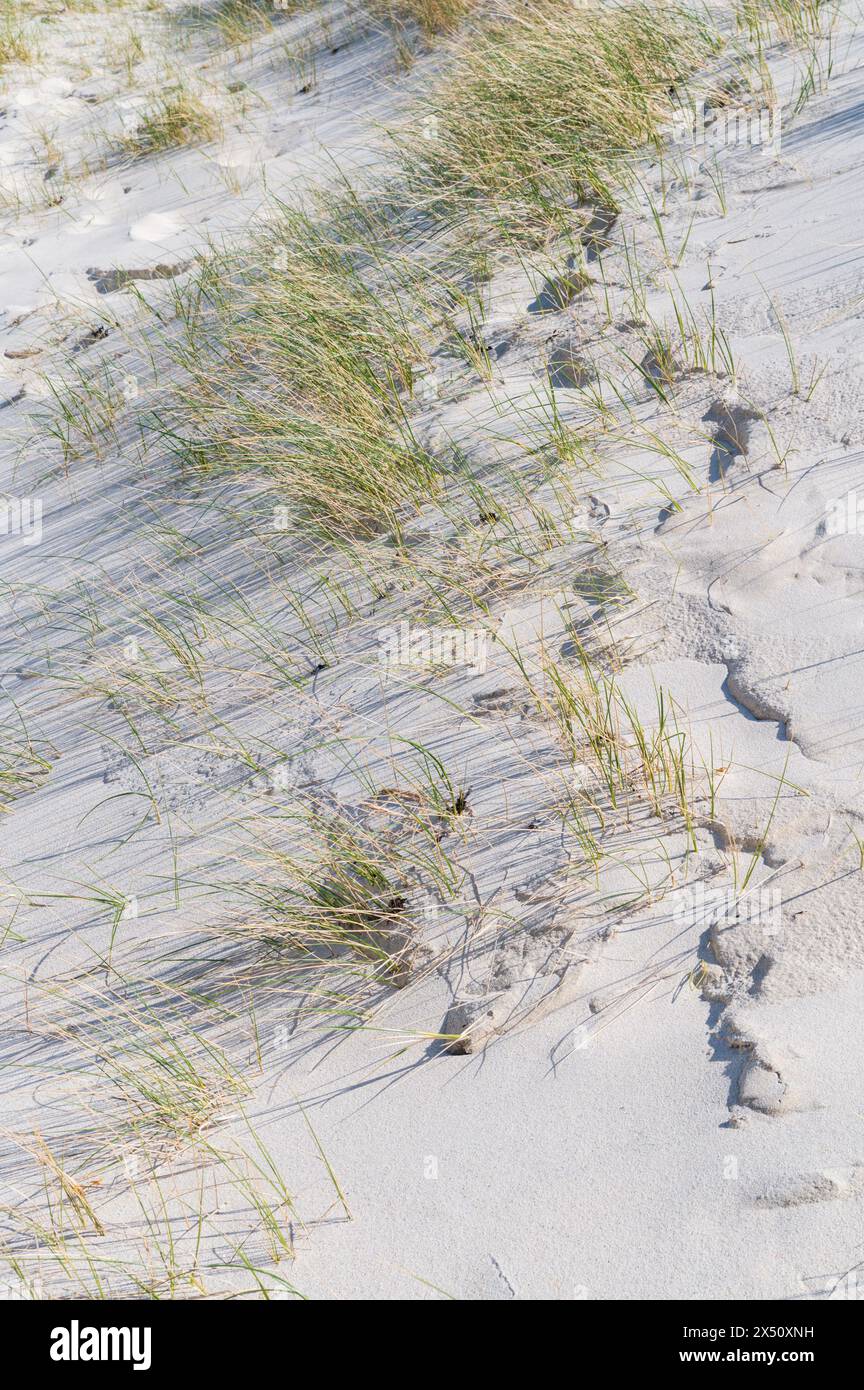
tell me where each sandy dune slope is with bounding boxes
[1,0,863,1300]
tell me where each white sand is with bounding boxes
[2,0,864,1300]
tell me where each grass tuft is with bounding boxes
[0,10,34,67]
[158,201,445,539]
[372,0,477,38]
[122,88,221,158]
[403,0,718,228]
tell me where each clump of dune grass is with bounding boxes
[6,970,252,1163]
[158,199,448,539]
[185,0,314,46]
[0,744,52,812]
[237,813,418,980]
[0,9,34,67]
[191,0,274,44]
[122,87,221,158]
[736,0,836,44]
[499,638,697,860]
[0,712,53,812]
[145,4,725,539]
[188,0,473,48]
[209,778,467,1004]
[372,0,478,37]
[403,0,719,228]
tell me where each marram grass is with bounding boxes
[122,88,221,158]
[155,2,722,539]
[160,202,443,539]
[404,0,720,224]
[371,0,478,36]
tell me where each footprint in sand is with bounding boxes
[129,211,185,244]
[546,340,596,389]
